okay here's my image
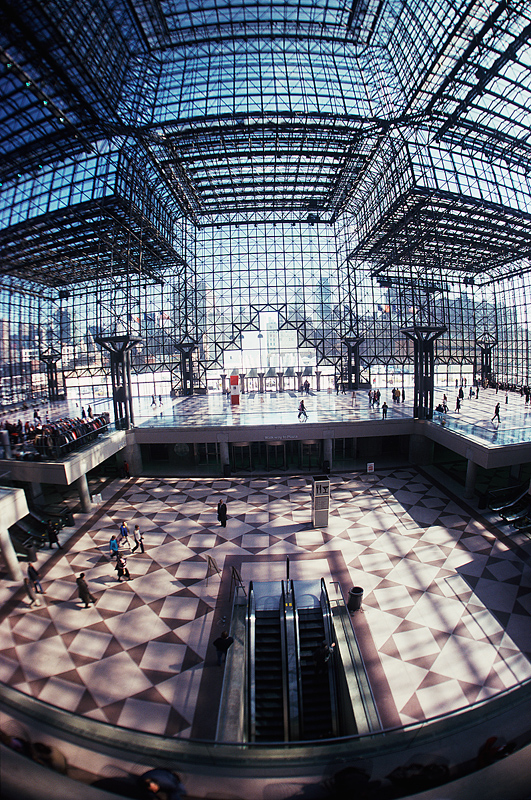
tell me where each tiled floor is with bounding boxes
[1,467,530,739]
[134,386,531,446]
[6,383,531,447]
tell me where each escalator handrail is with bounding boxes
[284,580,301,741]
[328,581,382,732]
[247,582,256,742]
[280,581,299,740]
[320,579,339,737]
[490,485,530,512]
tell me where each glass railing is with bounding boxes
[134,400,413,429]
[431,413,531,447]
[1,675,530,766]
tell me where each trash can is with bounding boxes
[477,492,487,510]
[26,544,37,562]
[63,511,75,527]
[222,463,231,478]
[347,586,363,612]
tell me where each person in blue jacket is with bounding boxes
[109,535,119,559]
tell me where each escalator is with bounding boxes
[248,583,288,742]
[253,608,286,741]
[248,579,337,742]
[220,577,381,743]
[297,607,335,739]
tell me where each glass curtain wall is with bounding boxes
[0,234,530,404]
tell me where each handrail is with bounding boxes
[247,581,256,742]
[215,585,247,743]
[320,579,339,737]
[284,579,301,741]
[279,580,293,741]
[328,580,381,732]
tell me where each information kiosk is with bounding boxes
[312,475,330,528]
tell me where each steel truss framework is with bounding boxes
[0,0,530,401]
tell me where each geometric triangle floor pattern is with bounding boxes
[1,469,530,737]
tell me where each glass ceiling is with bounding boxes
[2,0,531,239]
[0,0,531,396]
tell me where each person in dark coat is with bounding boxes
[76,573,96,607]
[139,768,186,800]
[27,563,44,594]
[217,499,227,528]
[24,577,41,607]
[313,640,335,676]
[213,630,234,666]
[47,519,62,549]
[492,402,501,423]
[115,555,130,582]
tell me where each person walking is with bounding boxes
[47,519,62,549]
[76,573,96,608]
[115,555,130,582]
[118,521,129,547]
[455,397,461,413]
[23,577,41,607]
[217,498,227,528]
[109,535,119,559]
[27,563,44,594]
[298,399,307,420]
[213,630,234,666]
[382,401,388,419]
[492,402,501,423]
[131,525,144,553]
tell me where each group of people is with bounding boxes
[368,389,381,406]
[109,522,145,582]
[24,562,97,610]
[335,379,346,394]
[391,387,404,403]
[433,386,505,425]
